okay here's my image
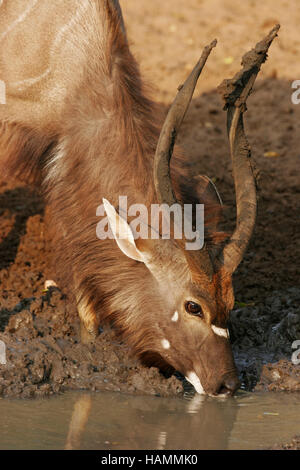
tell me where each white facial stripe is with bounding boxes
[185,372,205,395]
[161,339,170,349]
[171,311,178,322]
[212,325,229,339]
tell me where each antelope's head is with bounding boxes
[104,27,279,396]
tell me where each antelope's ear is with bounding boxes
[103,198,144,262]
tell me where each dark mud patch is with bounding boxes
[0,185,43,270]
[0,287,181,399]
[230,288,300,391]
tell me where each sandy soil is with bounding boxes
[0,0,299,448]
[271,435,300,450]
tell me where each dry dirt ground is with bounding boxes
[0,0,299,448]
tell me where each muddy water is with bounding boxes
[0,391,299,450]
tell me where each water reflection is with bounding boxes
[65,394,92,450]
[64,392,238,450]
[0,391,299,450]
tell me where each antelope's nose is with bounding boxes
[218,375,240,396]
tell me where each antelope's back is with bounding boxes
[0,0,124,181]
[0,0,119,133]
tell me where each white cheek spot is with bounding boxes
[161,339,170,349]
[171,311,178,322]
[185,372,205,395]
[212,325,229,339]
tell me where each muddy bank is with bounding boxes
[230,287,300,392]
[0,285,181,399]
[0,274,299,398]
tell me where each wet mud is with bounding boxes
[0,281,181,399]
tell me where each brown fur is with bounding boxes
[0,120,56,184]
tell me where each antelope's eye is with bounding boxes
[185,301,203,317]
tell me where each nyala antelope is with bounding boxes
[0,1,279,395]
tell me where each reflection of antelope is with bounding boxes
[0,1,279,395]
[65,394,92,450]
[64,392,238,450]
